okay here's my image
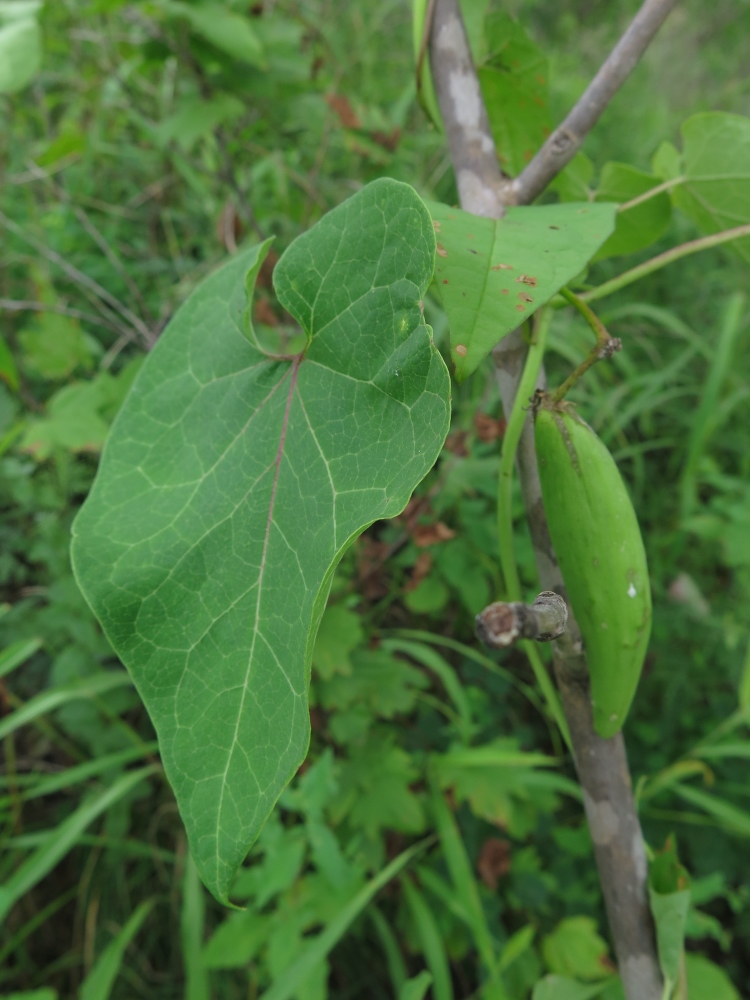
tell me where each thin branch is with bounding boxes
[551,288,621,401]
[618,175,684,213]
[0,211,151,348]
[0,299,124,335]
[512,0,680,204]
[430,6,664,996]
[575,223,750,305]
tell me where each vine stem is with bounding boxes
[570,223,750,306]
[496,309,572,751]
[550,288,622,402]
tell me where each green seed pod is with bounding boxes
[534,396,651,738]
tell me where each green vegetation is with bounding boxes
[1,1,750,999]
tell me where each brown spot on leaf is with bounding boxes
[436,243,448,257]
[455,344,467,357]
[491,263,513,271]
[442,279,449,284]
[549,225,560,230]
[516,274,538,286]
[477,838,511,890]
[516,305,526,312]
[501,289,509,295]
[466,233,474,239]
[433,220,442,232]
[518,292,534,303]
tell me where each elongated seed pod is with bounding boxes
[535,397,652,738]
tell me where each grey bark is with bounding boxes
[429,1,668,995]
[512,0,680,204]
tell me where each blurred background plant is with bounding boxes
[1,0,750,998]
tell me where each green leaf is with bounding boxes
[312,605,363,680]
[80,900,155,1000]
[541,917,614,982]
[0,16,40,94]
[478,12,551,177]
[165,2,266,67]
[155,94,245,152]
[19,312,94,380]
[0,766,157,922]
[400,971,433,1000]
[651,140,682,182]
[428,200,616,381]
[593,163,672,260]
[551,152,594,203]
[71,178,450,904]
[532,978,614,1000]
[673,112,750,262]
[685,954,739,1000]
[0,991,57,1000]
[259,839,431,1000]
[648,836,691,986]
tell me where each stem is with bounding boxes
[429,3,663,995]
[551,289,622,402]
[618,175,684,213]
[512,0,680,204]
[496,310,572,751]
[576,223,750,306]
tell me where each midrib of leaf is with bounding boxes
[216,357,303,873]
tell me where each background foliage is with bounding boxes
[1,0,750,998]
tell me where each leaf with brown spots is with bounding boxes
[426,199,616,381]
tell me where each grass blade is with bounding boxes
[0,765,157,922]
[402,878,454,1000]
[369,905,408,995]
[181,851,210,1000]
[672,784,750,837]
[0,671,133,740]
[0,638,43,680]
[429,786,497,976]
[80,899,155,1000]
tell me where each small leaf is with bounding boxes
[428,200,616,381]
[72,178,450,903]
[19,312,94,380]
[541,917,614,982]
[0,16,41,94]
[478,12,551,177]
[648,835,691,986]
[674,112,750,262]
[400,971,433,1000]
[593,163,672,260]
[154,94,245,152]
[532,977,614,1000]
[165,2,266,67]
[685,954,739,1000]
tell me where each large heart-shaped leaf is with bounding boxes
[71,178,450,903]
[428,201,616,381]
[673,112,750,262]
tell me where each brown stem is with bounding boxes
[476,591,568,648]
[512,0,680,205]
[429,5,663,996]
